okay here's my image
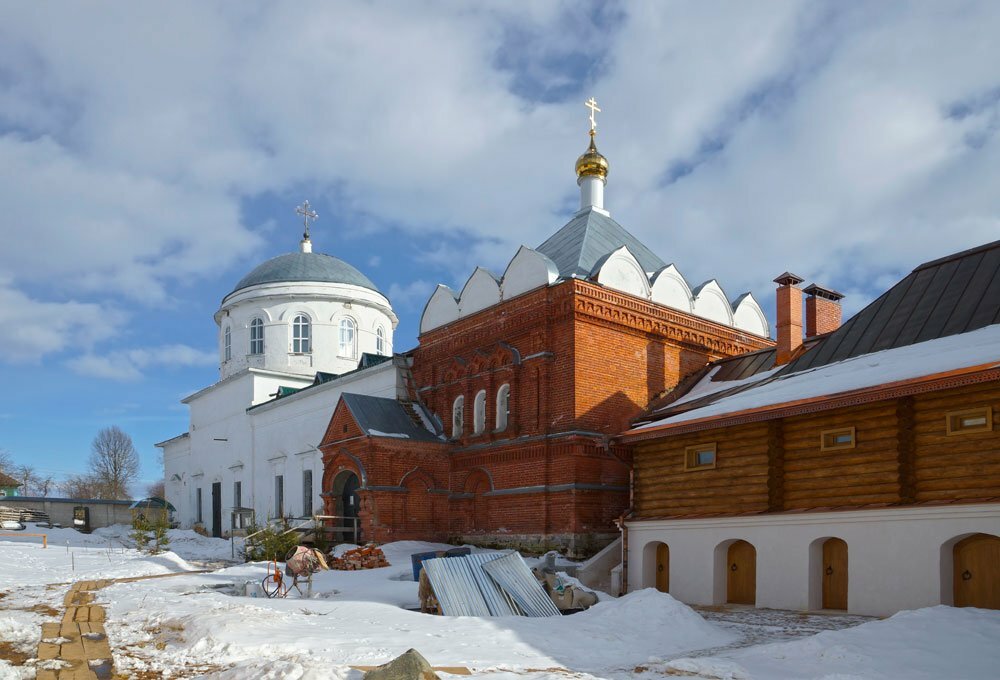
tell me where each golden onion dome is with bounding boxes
[575,131,609,180]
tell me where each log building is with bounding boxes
[621,239,1000,615]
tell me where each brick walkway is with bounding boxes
[35,572,209,680]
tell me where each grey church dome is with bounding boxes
[229,252,382,297]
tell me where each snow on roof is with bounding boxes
[632,323,1000,432]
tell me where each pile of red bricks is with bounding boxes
[328,543,390,570]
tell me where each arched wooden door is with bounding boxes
[822,538,848,610]
[954,534,1000,609]
[655,543,669,593]
[727,540,756,605]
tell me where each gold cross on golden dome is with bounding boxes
[585,97,601,132]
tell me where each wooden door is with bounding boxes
[954,534,1000,609]
[822,538,848,610]
[655,543,669,593]
[727,540,756,605]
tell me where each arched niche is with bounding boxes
[692,279,735,326]
[459,267,501,317]
[592,246,651,300]
[419,284,459,334]
[732,292,770,337]
[501,246,559,300]
[650,264,694,312]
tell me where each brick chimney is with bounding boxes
[803,284,844,337]
[774,272,804,365]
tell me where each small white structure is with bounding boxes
[159,209,401,535]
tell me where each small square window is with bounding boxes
[821,427,856,451]
[946,407,993,436]
[685,443,717,471]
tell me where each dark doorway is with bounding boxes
[211,482,222,538]
[333,471,362,543]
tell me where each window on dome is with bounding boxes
[496,384,510,431]
[339,318,356,358]
[452,395,464,438]
[376,326,386,355]
[223,326,231,362]
[292,315,311,353]
[473,390,487,435]
[249,318,264,355]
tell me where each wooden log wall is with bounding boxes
[633,380,1000,518]
[913,381,1000,502]
[633,423,770,517]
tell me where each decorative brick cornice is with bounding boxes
[621,363,1000,443]
[571,280,773,356]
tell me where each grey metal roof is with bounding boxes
[340,393,441,441]
[228,252,382,298]
[536,209,666,279]
[787,238,1000,373]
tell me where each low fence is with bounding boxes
[0,532,48,548]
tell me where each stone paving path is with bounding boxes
[35,572,209,680]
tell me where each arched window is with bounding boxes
[452,395,464,438]
[473,390,487,434]
[223,326,231,362]
[376,326,386,355]
[292,314,311,353]
[338,318,356,358]
[496,384,510,431]
[249,317,264,355]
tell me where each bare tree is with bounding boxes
[147,480,166,498]
[0,448,13,474]
[35,474,55,498]
[89,426,140,500]
[14,464,38,496]
[60,473,104,499]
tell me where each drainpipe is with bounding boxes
[614,467,634,595]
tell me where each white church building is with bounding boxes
[158,206,404,536]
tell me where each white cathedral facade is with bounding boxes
[158,217,404,535]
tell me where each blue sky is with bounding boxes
[1,1,998,493]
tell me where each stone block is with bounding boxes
[362,648,439,680]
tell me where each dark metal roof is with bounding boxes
[227,251,382,298]
[357,353,392,370]
[787,238,1000,374]
[632,239,1000,428]
[536,209,666,279]
[340,393,441,442]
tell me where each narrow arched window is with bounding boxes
[496,383,510,431]
[376,326,386,355]
[338,318,356,357]
[223,326,232,362]
[292,314,311,353]
[249,318,264,355]
[473,390,487,435]
[452,395,464,438]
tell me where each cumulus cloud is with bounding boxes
[0,0,998,360]
[66,344,216,382]
[0,280,122,362]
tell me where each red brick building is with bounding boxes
[319,128,773,555]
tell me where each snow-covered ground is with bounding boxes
[2,525,999,679]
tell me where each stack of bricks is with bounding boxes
[327,543,389,570]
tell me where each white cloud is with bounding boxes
[0,0,998,345]
[0,280,122,362]
[67,344,216,382]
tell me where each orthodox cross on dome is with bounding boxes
[585,97,601,134]
[295,200,318,241]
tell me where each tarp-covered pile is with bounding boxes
[421,551,562,617]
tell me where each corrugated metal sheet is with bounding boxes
[464,553,523,616]
[422,555,492,617]
[423,552,557,618]
[481,552,562,618]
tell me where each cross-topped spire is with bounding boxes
[295,200,318,241]
[585,97,601,134]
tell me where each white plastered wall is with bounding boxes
[458,267,501,317]
[594,246,651,300]
[420,285,460,334]
[626,504,1000,617]
[501,246,559,300]
[692,280,735,326]
[732,293,770,337]
[650,265,694,312]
